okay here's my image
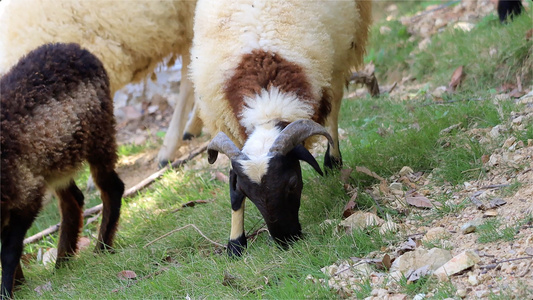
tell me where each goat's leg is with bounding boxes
[90,165,124,252]
[324,89,343,171]
[55,180,84,268]
[157,55,195,167]
[1,202,42,299]
[182,102,203,140]
[227,170,247,257]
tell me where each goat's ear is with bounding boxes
[291,144,323,176]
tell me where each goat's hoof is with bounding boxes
[324,155,342,172]
[227,234,247,257]
[182,132,195,141]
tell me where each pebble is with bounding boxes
[456,289,467,298]
[468,274,479,286]
[389,182,402,190]
[434,250,481,281]
[422,227,451,242]
[412,294,425,300]
[474,290,489,298]
[461,219,483,234]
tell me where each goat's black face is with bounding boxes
[231,145,322,247]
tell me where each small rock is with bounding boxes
[503,136,517,148]
[483,210,498,218]
[413,293,425,300]
[461,219,483,234]
[525,247,533,256]
[489,125,503,138]
[389,182,402,190]
[390,248,452,280]
[456,289,467,298]
[339,211,384,233]
[399,166,414,176]
[422,227,450,242]
[512,115,524,125]
[380,219,399,235]
[433,250,481,281]
[432,86,447,99]
[467,274,479,286]
[475,290,489,298]
[42,248,57,266]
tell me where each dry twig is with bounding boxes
[143,224,225,249]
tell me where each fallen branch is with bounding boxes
[23,142,208,245]
[143,224,225,249]
[479,256,533,270]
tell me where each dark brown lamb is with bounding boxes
[0,43,124,299]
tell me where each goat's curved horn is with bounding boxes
[269,119,334,156]
[207,132,249,164]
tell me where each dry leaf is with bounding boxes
[117,270,137,280]
[397,238,417,255]
[340,168,353,184]
[526,28,533,41]
[343,200,356,218]
[488,198,506,209]
[382,254,392,270]
[405,193,434,209]
[447,66,464,92]
[355,166,385,181]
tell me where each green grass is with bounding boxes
[7,2,533,298]
[477,218,518,243]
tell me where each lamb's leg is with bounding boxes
[157,55,195,168]
[227,170,247,257]
[90,165,124,252]
[55,180,84,268]
[1,201,42,299]
[182,102,203,140]
[324,91,343,171]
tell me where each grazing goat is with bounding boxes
[0,43,125,298]
[0,0,200,167]
[191,0,371,256]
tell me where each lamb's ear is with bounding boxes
[291,144,323,176]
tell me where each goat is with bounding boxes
[190,0,372,256]
[0,43,125,298]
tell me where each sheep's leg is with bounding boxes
[55,180,84,268]
[227,169,247,257]
[182,102,203,140]
[1,202,42,299]
[324,92,343,171]
[157,55,196,168]
[90,166,124,252]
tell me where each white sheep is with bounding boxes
[0,0,201,167]
[191,0,372,256]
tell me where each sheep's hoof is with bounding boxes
[227,234,247,257]
[324,143,343,172]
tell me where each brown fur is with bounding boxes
[225,50,332,140]
[0,43,124,298]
